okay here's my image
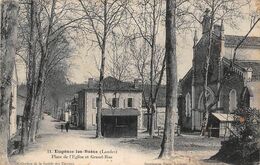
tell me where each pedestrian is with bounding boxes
[61,124,64,132]
[65,121,69,132]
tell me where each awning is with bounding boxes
[212,113,235,122]
[101,109,140,116]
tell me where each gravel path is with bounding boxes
[9,114,157,165]
[9,114,228,165]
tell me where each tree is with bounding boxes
[107,33,132,81]
[189,0,252,136]
[158,0,177,159]
[126,0,165,137]
[0,0,19,163]
[78,0,128,138]
[18,0,80,148]
[211,107,260,164]
[20,0,38,151]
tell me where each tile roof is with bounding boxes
[101,108,140,116]
[225,35,260,47]
[82,76,142,92]
[222,58,260,81]
[142,85,166,107]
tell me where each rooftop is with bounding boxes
[236,60,260,81]
[222,58,260,81]
[225,35,260,47]
[101,108,140,116]
[80,76,142,93]
[142,85,166,107]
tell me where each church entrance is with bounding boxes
[194,87,215,130]
[193,109,203,130]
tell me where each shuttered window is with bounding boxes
[127,98,133,107]
[112,98,119,108]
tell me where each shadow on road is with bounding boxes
[54,123,83,130]
[51,119,60,122]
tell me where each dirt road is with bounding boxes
[9,114,226,165]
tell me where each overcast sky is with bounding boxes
[17,0,260,84]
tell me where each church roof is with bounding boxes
[225,35,260,47]
[236,61,260,81]
[222,58,260,81]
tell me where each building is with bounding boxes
[179,10,260,135]
[101,108,140,137]
[141,85,167,130]
[16,94,26,135]
[63,100,72,122]
[77,77,143,131]
[70,95,79,126]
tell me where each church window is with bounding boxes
[185,93,191,117]
[229,89,237,112]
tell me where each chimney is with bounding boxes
[243,67,253,82]
[134,79,142,89]
[88,78,95,87]
[220,20,225,39]
[202,8,211,34]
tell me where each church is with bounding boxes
[179,11,260,133]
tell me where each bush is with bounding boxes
[211,107,260,164]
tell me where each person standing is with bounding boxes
[65,122,69,132]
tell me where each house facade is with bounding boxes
[70,95,79,126]
[179,11,260,132]
[77,77,143,130]
[16,94,26,135]
[141,85,167,130]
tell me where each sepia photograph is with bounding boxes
[0,0,259,164]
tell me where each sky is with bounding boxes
[17,0,260,84]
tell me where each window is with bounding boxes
[127,98,133,107]
[92,113,96,126]
[229,89,237,112]
[185,93,191,117]
[92,97,98,109]
[112,98,119,108]
[198,88,215,110]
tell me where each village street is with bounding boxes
[9,114,228,165]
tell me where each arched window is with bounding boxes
[198,87,215,110]
[185,93,191,117]
[229,89,237,112]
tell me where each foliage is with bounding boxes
[211,107,260,164]
[232,107,260,141]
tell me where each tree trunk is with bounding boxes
[148,0,158,137]
[146,107,150,132]
[96,0,108,138]
[36,88,46,134]
[149,102,156,137]
[0,1,18,163]
[29,90,42,142]
[20,0,37,153]
[96,42,106,138]
[96,51,105,138]
[200,11,214,136]
[159,0,177,159]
